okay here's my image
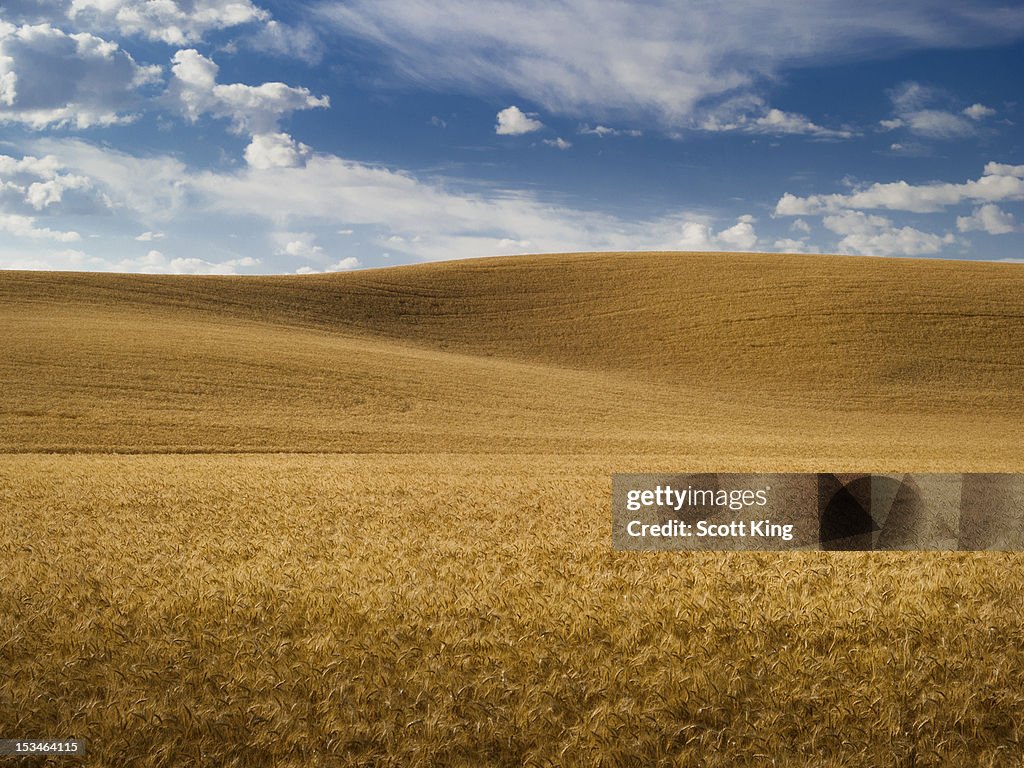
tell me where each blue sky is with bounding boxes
[1,0,1023,274]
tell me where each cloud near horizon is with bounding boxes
[2,138,776,271]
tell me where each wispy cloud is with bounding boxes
[578,124,642,137]
[13,139,766,267]
[542,137,572,150]
[315,0,1024,125]
[701,105,853,139]
[878,81,995,139]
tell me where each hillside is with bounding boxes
[2,251,1023,466]
[4,251,1024,767]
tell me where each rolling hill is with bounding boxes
[1,251,1022,466]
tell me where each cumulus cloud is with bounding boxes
[956,204,1016,235]
[963,103,996,120]
[495,106,542,135]
[716,220,758,249]
[0,22,161,129]
[244,132,312,169]
[822,211,951,256]
[169,49,329,135]
[984,162,1024,177]
[0,212,80,241]
[107,249,260,274]
[30,138,189,220]
[68,0,269,45]
[775,162,1024,216]
[315,0,1024,125]
[0,152,101,215]
[293,257,362,274]
[273,232,323,258]
[773,163,1024,256]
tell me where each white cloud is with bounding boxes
[716,220,758,249]
[68,0,269,45]
[956,204,1016,235]
[775,192,824,216]
[97,250,260,274]
[775,162,1024,216]
[134,230,164,241]
[703,106,852,138]
[0,212,80,241]
[0,152,99,214]
[578,124,642,137]
[30,138,189,221]
[984,162,1024,177]
[772,238,810,253]
[791,218,811,234]
[963,103,996,120]
[274,232,323,258]
[169,49,329,136]
[293,257,362,274]
[903,109,976,139]
[495,105,542,135]
[244,19,325,63]
[542,137,572,150]
[823,211,949,256]
[774,163,1024,256]
[182,148,764,261]
[882,81,987,140]
[752,108,851,138]
[823,210,893,236]
[315,1,1024,125]
[244,132,312,169]
[0,23,161,129]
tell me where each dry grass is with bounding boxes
[1,252,1024,765]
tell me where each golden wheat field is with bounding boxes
[2,251,1024,766]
